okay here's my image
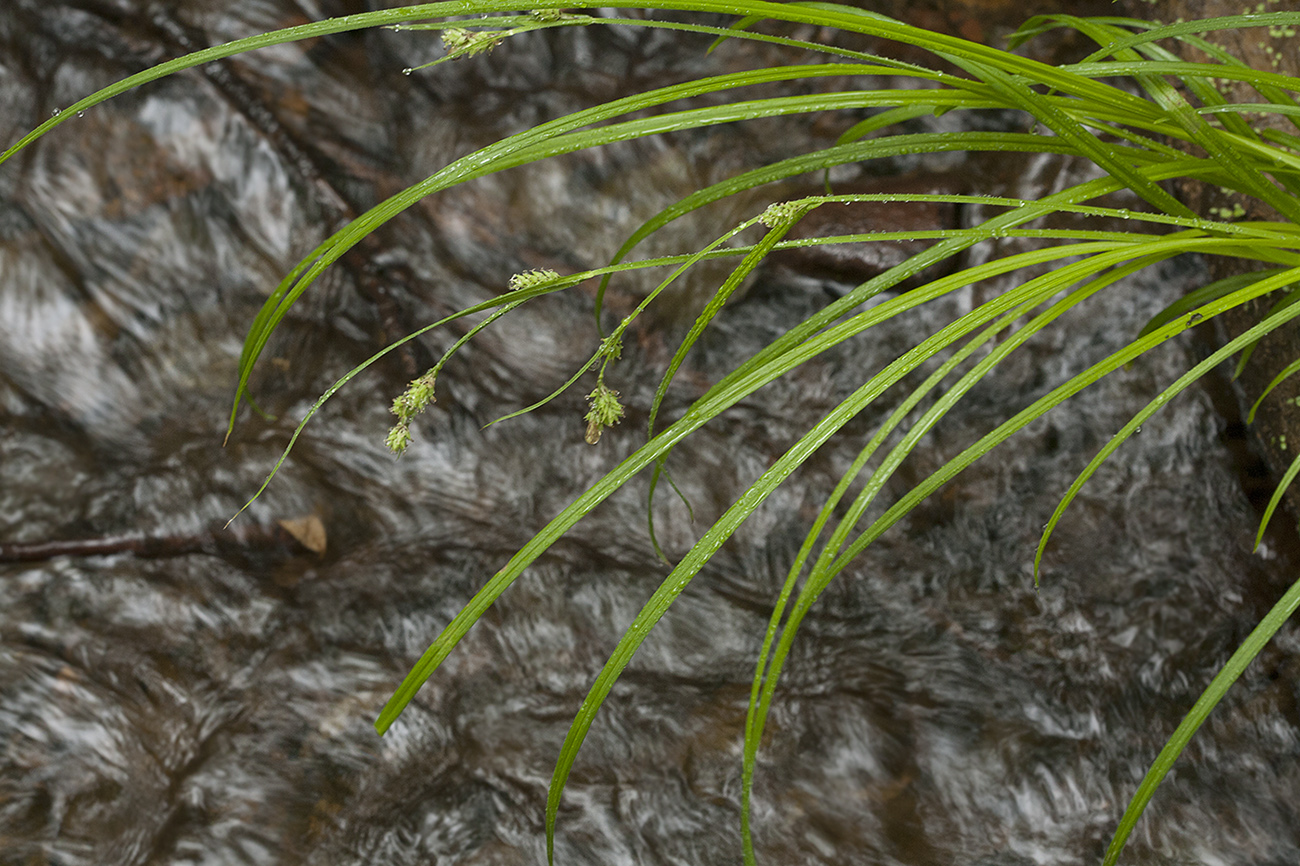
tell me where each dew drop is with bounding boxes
[1188,312,1204,324]
[50,107,61,117]
[401,67,414,76]
[76,110,85,118]
[1134,425,1143,434]
[1119,209,1131,219]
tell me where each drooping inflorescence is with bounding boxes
[584,383,624,445]
[387,370,437,455]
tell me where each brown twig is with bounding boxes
[0,520,321,564]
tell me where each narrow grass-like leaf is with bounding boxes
[1102,572,1300,866]
[546,256,1077,864]
[1256,448,1300,550]
[552,230,1206,860]
[835,104,940,144]
[1065,12,1300,62]
[740,246,1203,861]
[646,210,805,436]
[1247,351,1300,425]
[830,246,1300,586]
[739,287,1068,861]
[1134,71,1300,224]
[951,58,1195,219]
[1139,268,1285,340]
[1235,285,1300,382]
[1034,263,1300,579]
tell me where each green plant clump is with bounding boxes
[7,4,1300,864]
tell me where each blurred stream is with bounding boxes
[1,1,1298,864]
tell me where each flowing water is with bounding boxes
[1,2,1298,864]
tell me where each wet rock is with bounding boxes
[1,2,1297,865]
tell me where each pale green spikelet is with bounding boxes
[441,28,506,59]
[386,422,413,455]
[509,268,560,292]
[758,198,816,229]
[584,384,624,445]
[391,392,417,419]
[387,371,437,454]
[407,370,437,410]
[599,333,622,361]
[391,370,437,423]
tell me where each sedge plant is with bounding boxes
[6,5,1300,864]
